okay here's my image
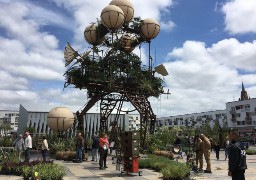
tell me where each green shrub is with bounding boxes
[139,154,190,180]
[161,161,190,180]
[32,164,66,180]
[21,162,66,180]
[246,149,256,155]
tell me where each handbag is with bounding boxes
[103,144,108,150]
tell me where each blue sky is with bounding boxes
[0,0,256,117]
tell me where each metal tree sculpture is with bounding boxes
[63,0,168,152]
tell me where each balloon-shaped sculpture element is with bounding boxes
[109,0,134,22]
[47,107,75,132]
[140,18,160,41]
[101,5,125,30]
[120,33,137,52]
[84,23,104,46]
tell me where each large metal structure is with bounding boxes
[63,0,168,152]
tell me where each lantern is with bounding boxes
[140,18,160,41]
[84,23,104,46]
[101,5,125,30]
[109,0,134,22]
[47,107,74,132]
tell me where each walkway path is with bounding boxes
[0,151,255,180]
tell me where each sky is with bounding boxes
[0,0,256,117]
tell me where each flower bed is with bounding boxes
[0,160,66,179]
[139,155,190,180]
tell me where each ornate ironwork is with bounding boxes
[63,2,169,156]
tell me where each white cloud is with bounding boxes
[152,39,256,117]
[222,0,256,34]
[208,38,256,72]
[160,20,175,32]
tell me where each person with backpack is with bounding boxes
[91,133,99,162]
[228,130,247,180]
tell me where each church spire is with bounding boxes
[239,81,250,101]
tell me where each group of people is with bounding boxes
[13,131,49,162]
[194,131,247,180]
[75,132,109,170]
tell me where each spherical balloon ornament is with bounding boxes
[47,107,75,132]
[101,5,125,30]
[140,18,160,41]
[84,23,104,46]
[109,0,134,22]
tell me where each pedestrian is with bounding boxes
[194,135,203,170]
[76,132,84,163]
[91,133,99,162]
[24,131,32,162]
[213,142,220,160]
[41,135,49,161]
[225,137,230,160]
[13,134,24,161]
[99,132,109,169]
[228,130,247,180]
[199,134,212,173]
[209,138,213,152]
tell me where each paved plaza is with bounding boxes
[0,150,255,180]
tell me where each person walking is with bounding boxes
[41,136,49,161]
[13,134,24,161]
[225,138,230,160]
[99,132,109,169]
[213,142,220,160]
[24,131,32,162]
[76,132,84,163]
[228,130,247,180]
[194,135,203,170]
[199,134,212,173]
[91,133,99,162]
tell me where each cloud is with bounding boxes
[160,20,175,32]
[208,38,256,72]
[222,0,256,34]
[151,39,256,116]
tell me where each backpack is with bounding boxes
[234,142,247,170]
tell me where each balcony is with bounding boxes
[245,117,252,121]
[229,109,236,114]
[231,118,236,122]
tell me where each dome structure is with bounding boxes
[140,18,160,41]
[84,23,104,46]
[47,107,75,132]
[101,5,125,30]
[109,0,134,22]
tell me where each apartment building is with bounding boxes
[157,82,256,131]
[0,110,19,135]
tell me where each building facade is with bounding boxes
[18,104,140,139]
[156,110,227,129]
[157,83,256,131]
[0,110,19,135]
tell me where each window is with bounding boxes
[236,113,241,117]
[245,104,250,109]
